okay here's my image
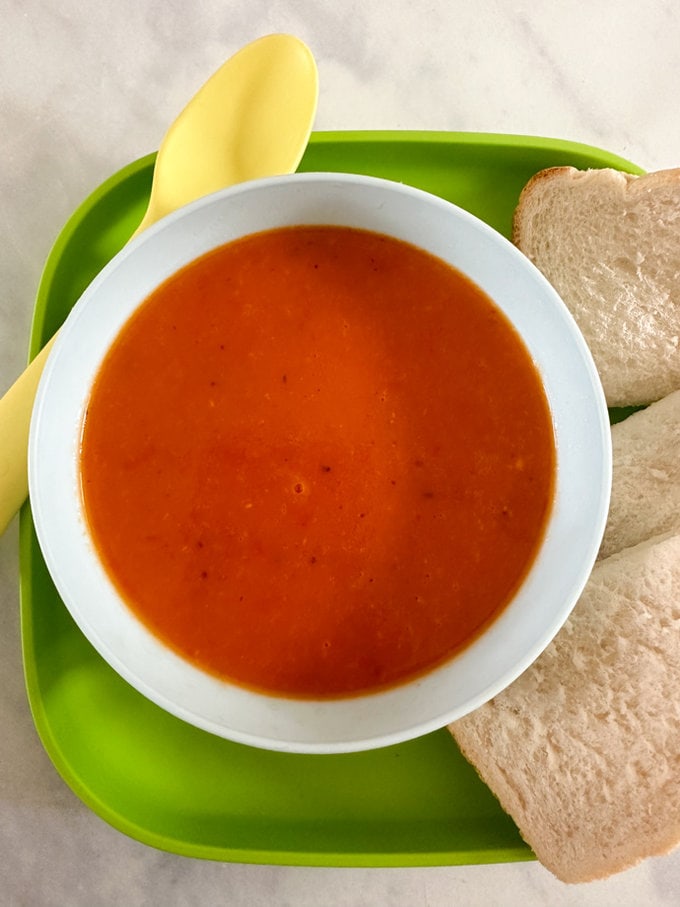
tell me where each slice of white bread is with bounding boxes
[512,166,680,407]
[449,532,680,883]
[599,390,680,559]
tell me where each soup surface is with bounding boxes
[80,225,555,698]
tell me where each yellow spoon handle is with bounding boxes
[0,34,317,536]
[0,337,55,534]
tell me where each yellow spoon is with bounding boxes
[0,33,318,535]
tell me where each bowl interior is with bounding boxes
[28,173,611,753]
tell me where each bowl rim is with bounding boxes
[28,171,612,753]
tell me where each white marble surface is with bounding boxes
[2,2,680,904]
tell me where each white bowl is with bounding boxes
[29,172,611,754]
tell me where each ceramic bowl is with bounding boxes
[28,172,611,753]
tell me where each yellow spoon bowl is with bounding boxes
[136,34,318,234]
[0,34,318,535]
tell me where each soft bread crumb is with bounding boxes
[449,534,680,883]
[513,167,680,407]
[599,390,680,559]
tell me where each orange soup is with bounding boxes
[80,225,555,698]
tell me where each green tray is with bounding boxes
[20,131,643,865]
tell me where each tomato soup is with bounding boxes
[80,225,555,698]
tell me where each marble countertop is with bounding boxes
[2,2,679,904]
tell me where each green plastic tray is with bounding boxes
[20,131,643,865]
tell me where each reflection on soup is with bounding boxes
[80,225,555,698]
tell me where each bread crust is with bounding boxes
[511,166,577,246]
